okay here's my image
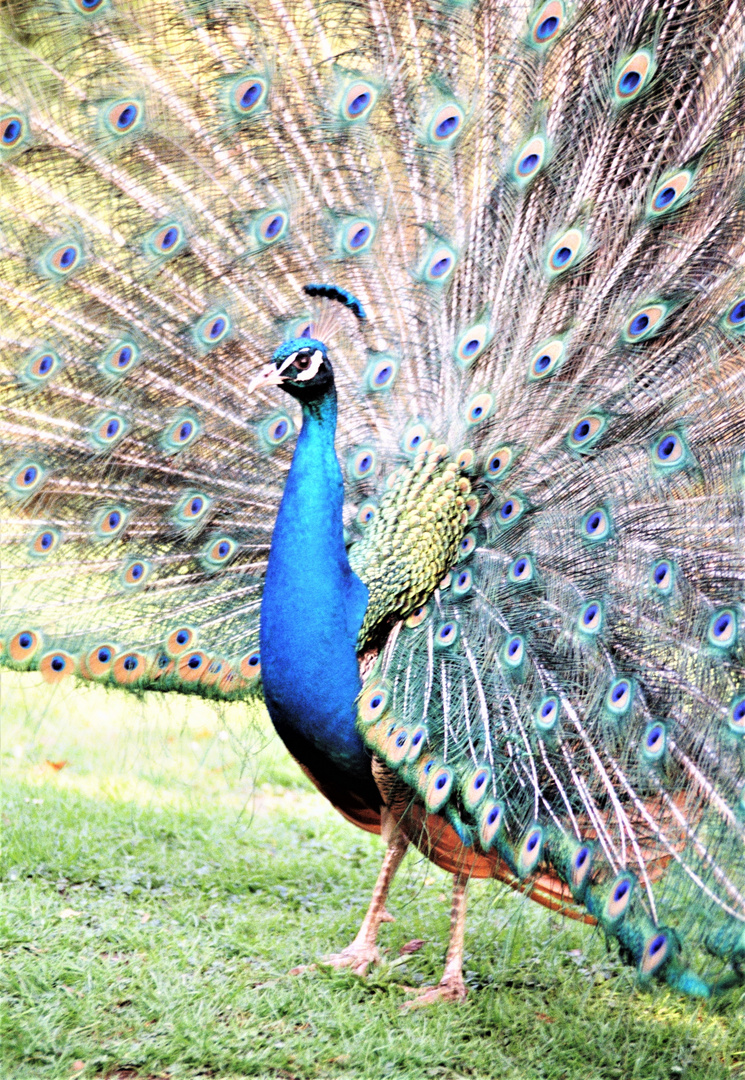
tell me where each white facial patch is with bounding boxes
[294,349,325,381]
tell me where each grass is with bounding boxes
[2,674,743,1080]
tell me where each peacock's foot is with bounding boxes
[318,942,381,976]
[400,974,468,1010]
[288,941,382,978]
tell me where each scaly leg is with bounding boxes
[402,873,469,1008]
[291,820,409,977]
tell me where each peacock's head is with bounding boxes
[249,338,333,403]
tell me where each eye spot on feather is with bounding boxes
[455,449,475,474]
[1,114,26,151]
[95,506,128,539]
[161,413,201,454]
[485,445,513,479]
[462,766,491,812]
[503,634,524,667]
[405,605,429,629]
[90,412,128,450]
[356,501,377,527]
[174,492,211,524]
[418,241,457,285]
[382,724,411,766]
[708,608,737,649]
[453,568,473,597]
[348,447,377,480]
[195,310,231,348]
[231,75,269,117]
[402,422,428,454]
[83,643,116,679]
[200,536,238,571]
[478,799,503,850]
[528,338,565,380]
[40,651,76,683]
[406,726,427,763]
[650,559,674,594]
[582,506,610,542]
[606,677,633,715]
[113,652,147,685]
[435,621,459,648]
[145,221,186,260]
[42,240,83,279]
[427,101,464,145]
[359,684,389,723]
[614,50,653,104]
[497,494,525,527]
[106,100,142,135]
[513,134,547,185]
[260,411,293,449]
[256,210,289,246]
[529,1,563,46]
[122,559,151,587]
[340,218,375,256]
[100,340,139,378]
[157,226,179,251]
[365,355,398,391]
[535,696,559,732]
[728,696,745,735]
[643,722,666,762]
[69,0,108,15]
[546,228,585,276]
[30,527,61,557]
[603,875,634,924]
[578,600,603,635]
[517,826,543,877]
[567,413,606,452]
[648,170,693,216]
[623,302,667,342]
[454,323,490,367]
[651,430,687,470]
[340,80,378,122]
[723,297,745,332]
[571,845,593,892]
[640,932,672,977]
[166,627,197,657]
[458,533,476,560]
[9,460,45,497]
[177,650,209,682]
[21,348,62,388]
[9,629,42,665]
[509,554,534,584]
[465,391,493,425]
[424,764,453,812]
[464,496,480,522]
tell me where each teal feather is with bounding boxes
[1,0,745,999]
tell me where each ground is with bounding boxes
[2,674,743,1080]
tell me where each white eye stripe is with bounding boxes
[278,351,298,374]
[294,349,324,381]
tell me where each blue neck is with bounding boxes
[260,388,371,782]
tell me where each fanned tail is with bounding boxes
[1,0,744,994]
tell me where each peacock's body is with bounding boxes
[2,0,744,1002]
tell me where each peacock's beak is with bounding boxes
[248,363,287,393]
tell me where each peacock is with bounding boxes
[1,0,744,1007]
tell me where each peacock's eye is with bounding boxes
[294,353,311,370]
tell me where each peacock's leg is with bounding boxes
[402,873,469,1008]
[291,819,409,977]
[321,824,409,975]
